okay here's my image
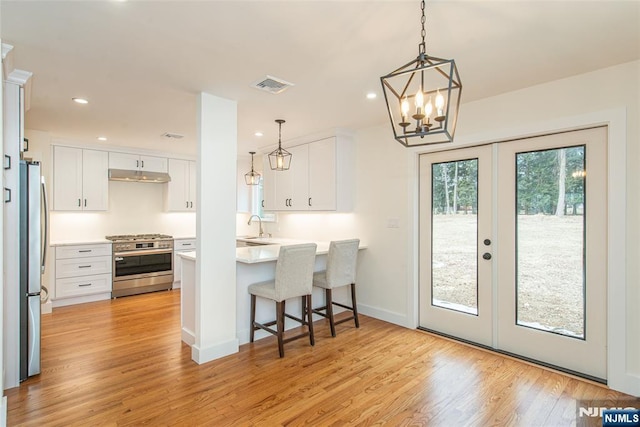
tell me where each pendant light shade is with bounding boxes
[244,151,261,185]
[268,119,291,171]
[380,0,462,147]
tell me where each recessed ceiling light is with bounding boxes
[366,92,377,100]
[97,136,107,141]
[72,97,88,104]
[254,132,263,137]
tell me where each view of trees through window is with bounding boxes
[430,146,586,337]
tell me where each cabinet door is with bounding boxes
[109,152,140,171]
[308,138,336,210]
[53,146,83,211]
[288,144,309,210]
[140,155,168,173]
[188,161,196,211]
[262,156,276,211]
[166,159,189,211]
[82,149,109,211]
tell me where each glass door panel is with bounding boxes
[419,145,493,347]
[515,146,586,338]
[431,159,479,315]
[497,127,607,379]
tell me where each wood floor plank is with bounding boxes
[5,290,638,426]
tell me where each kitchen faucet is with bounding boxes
[247,215,265,237]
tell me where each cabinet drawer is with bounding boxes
[56,255,112,278]
[174,239,196,250]
[56,274,112,299]
[56,244,112,259]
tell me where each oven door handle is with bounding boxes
[114,248,173,257]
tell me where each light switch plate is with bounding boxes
[387,218,399,228]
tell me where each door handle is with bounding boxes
[308,197,312,207]
[4,154,10,170]
[482,253,492,260]
[4,187,11,203]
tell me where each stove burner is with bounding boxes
[105,233,173,242]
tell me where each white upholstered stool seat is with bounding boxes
[312,239,360,337]
[248,243,317,357]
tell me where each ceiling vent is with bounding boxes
[161,132,184,140]
[250,75,295,94]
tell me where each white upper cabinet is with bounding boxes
[53,146,109,211]
[166,158,196,211]
[109,152,168,173]
[262,135,353,212]
[261,156,276,211]
[308,138,337,211]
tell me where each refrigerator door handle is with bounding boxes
[41,177,49,274]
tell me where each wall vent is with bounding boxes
[250,75,295,94]
[161,132,184,139]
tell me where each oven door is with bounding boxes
[113,248,173,282]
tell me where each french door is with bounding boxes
[419,127,607,379]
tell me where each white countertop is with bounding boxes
[178,250,196,261]
[179,238,365,264]
[50,239,112,247]
[236,240,332,263]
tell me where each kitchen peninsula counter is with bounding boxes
[178,238,365,349]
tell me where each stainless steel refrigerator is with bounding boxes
[19,159,47,381]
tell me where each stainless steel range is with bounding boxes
[105,234,174,298]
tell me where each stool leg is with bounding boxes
[250,294,256,343]
[351,283,360,328]
[301,296,307,322]
[276,301,285,358]
[307,294,315,346]
[326,288,336,337]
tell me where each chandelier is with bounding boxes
[268,119,291,171]
[380,0,462,147]
[244,151,261,185]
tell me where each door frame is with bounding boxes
[407,108,634,395]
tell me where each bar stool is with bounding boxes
[248,243,317,358]
[312,239,360,337]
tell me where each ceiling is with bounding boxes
[2,1,639,157]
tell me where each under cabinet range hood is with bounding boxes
[108,169,171,183]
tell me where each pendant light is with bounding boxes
[268,119,291,171]
[244,151,261,185]
[380,0,462,147]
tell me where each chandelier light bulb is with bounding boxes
[415,89,424,111]
[435,90,445,121]
[425,97,433,117]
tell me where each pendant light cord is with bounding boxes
[419,0,426,55]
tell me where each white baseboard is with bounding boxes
[41,300,53,314]
[191,338,239,364]
[1,396,7,427]
[357,303,408,328]
[52,293,111,308]
[181,327,195,346]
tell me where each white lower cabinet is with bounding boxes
[173,238,196,289]
[53,243,113,306]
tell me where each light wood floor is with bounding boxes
[6,290,638,426]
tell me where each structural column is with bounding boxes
[193,92,238,363]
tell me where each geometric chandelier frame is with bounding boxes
[380,0,462,147]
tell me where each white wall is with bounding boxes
[269,60,639,394]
